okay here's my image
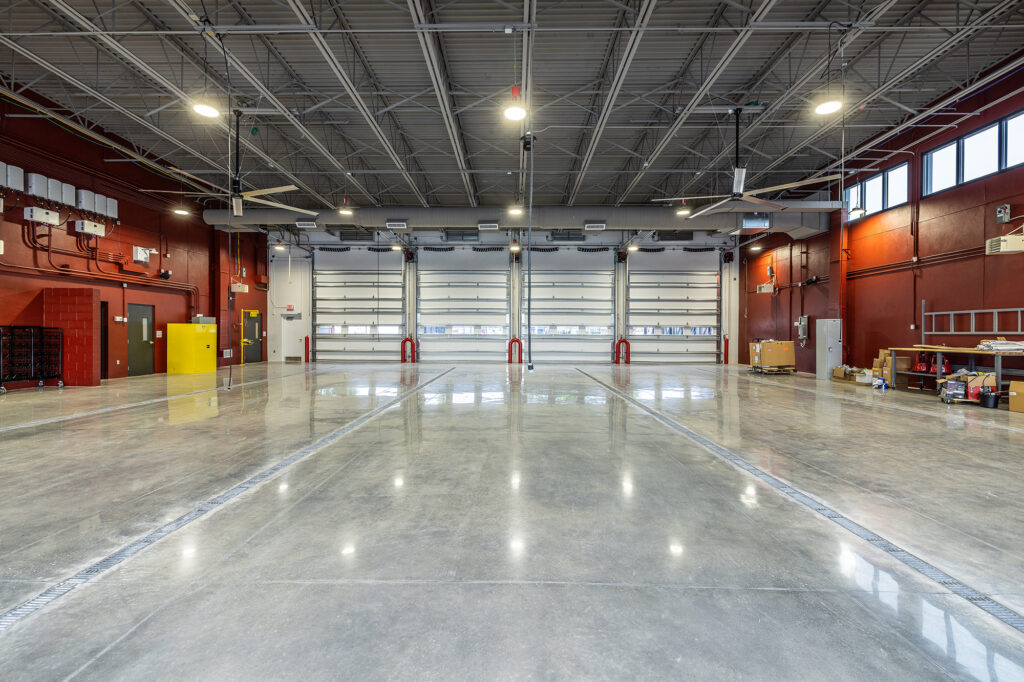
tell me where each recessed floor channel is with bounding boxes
[1,364,1023,680]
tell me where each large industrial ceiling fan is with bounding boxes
[654,108,841,219]
[142,110,318,218]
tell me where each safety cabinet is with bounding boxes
[166,323,217,374]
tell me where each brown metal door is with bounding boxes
[242,311,262,364]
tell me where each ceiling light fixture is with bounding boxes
[338,197,354,216]
[508,206,523,216]
[509,240,521,253]
[504,85,526,121]
[173,208,190,216]
[390,244,402,251]
[273,244,286,252]
[750,245,763,252]
[627,244,639,252]
[814,99,842,115]
[192,102,220,118]
[675,200,691,217]
[848,205,866,219]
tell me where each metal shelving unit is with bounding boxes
[0,326,64,393]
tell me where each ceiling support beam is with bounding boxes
[39,0,335,208]
[162,0,380,206]
[408,0,478,206]
[0,83,208,193]
[610,0,780,204]
[285,0,429,207]
[517,0,536,204]
[748,0,1021,184]
[0,35,226,175]
[641,0,900,203]
[565,0,656,206]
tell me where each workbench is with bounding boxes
[887,345,1024,392]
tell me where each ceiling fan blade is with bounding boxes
[242,184,298,198]
[740,195,786,211]
[687,197,734,219]
[652,194,729,202]
[245,196,320,216]
[745,173,842,196]
[168,167,230,194]
[139,189,228,196]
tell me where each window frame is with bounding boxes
[843,161,909,221]
[922,107,1024,197]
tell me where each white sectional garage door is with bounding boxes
[627,251,721,363]
[312,248,405,362]
[417,248,509,362]
[521,249,614,363]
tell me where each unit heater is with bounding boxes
[985,235,1024,255]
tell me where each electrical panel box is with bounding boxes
[756,283,774,294]
[61,183,76,206]
[996,204,1011,224]
[94,194,108,217]
[132,246,151,264]
[74,220,106,237]
[794,314,809,342]
[230,282,249,293]
[166,323,218,374]
[24,207,60,225]
[76,189,95,213]
[6,165,24,192]
[46,178,62,202]
[106,197,118,220]
[0,162,5,188]
[27,173,47,197]
[815,318,843,382]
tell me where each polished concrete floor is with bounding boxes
[1,363,1023,680]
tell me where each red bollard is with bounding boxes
[508,338,523,364]
[723,336,729,365]
[400,337,417,363]
[615,338,630,365]
[304,335,310,363]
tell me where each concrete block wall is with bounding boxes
[43,287,100,386]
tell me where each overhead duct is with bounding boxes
[203,203,838,232]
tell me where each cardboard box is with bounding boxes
[1009,381,1024,413]
[855,371,873,384]
[872,359,882,370]
[832,367,847,380]
[750,341,795,368]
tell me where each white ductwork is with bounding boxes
[203,202,838,232]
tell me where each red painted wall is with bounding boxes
[0,96,267,384]
[740,66,1024,372]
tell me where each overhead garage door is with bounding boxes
[313,248,404,362]
[521,249,614,363]
[416,248,509,362]
[627,253,721,363]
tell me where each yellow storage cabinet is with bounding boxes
[167,323,217,374]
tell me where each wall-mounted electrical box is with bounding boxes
[94,194,108,217]
[61,183,76,206]
[996,204,1011,224]
[27,173,47,197]
[75,220,106,237]
[132,246,151,264]
[24,207,60,225]
[46,178,62,202]
[106,197,118,220]
[76,189,95,212]
[756,283,774,294]
[794,315,809,343]
[230,283,249,293]
[0,162,6,188]
[6,165,24,192]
